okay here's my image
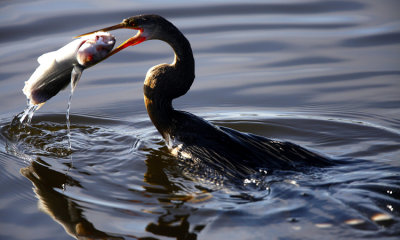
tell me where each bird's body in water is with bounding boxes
[82,15,333,179]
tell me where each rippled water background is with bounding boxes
[1,0,399,239]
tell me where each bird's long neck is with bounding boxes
[143,24,195,140]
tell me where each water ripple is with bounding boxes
[1,1,365,43]
[341,31,400,47]
[262,56,345,68]
[184,22,359,35]
[202,40,289,53]
[264,70,400,86]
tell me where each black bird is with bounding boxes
[79,15,332,179]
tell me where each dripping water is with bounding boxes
[63,66,83,191]
[11,100,40,128]
[66,65,83,150]
[66,83,73,150]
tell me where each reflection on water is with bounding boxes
[20,160,122,240]
[19,154,201,239]
[0,0,400,239]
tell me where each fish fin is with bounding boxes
[71,65,83,93]
[37,51,57,64]
[55,38,83,63]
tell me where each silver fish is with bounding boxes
[23,31,115,106]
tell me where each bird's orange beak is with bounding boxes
[76,22,146,59]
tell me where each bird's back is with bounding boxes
[168,110,333,180]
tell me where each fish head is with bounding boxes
[76,32,116,67]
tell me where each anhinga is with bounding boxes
[79,15,332,179]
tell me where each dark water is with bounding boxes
[1,0,400,239]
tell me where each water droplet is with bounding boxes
[292,226,301,231]
[345,219,364,225]
[371,213,392,222]
[315,223,332,228]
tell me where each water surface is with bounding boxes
[0,0,399,239]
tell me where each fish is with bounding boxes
[22,31,115,106]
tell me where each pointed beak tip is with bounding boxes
[75,22,126,39]
[74,31,96,39]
